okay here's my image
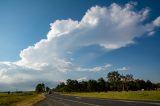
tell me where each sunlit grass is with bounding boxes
[0,92,45,106]
[62,91,160,101]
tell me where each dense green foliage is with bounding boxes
[35,83,51,94]
[35,83,45,93]
[55,71,159,92]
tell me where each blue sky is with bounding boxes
[0,0,160,91]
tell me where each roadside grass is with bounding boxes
[62,90,160,101]
[0,92,45,106]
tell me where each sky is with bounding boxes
[0,0,160,91]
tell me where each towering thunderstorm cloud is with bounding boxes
[0,2,159,90]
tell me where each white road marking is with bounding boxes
[119,100,160,106]
[51,94,160,106]
[92,98,160,106]
[75,97,81,99]
[52,96,100,106]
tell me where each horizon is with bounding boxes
[0,0,160,91]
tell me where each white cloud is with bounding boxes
[76,66,102,72]
[47,19,79,39]
[77,77,89,82]
[17,2,159,71]
[0,61,64,91]
[116,67,129,71]
[75,64,112,72]
[153,16,160,26]
[0,2,160,90]
[148,31,155,36]
[104,64,112,68]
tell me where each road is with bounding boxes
[34,93,160,106]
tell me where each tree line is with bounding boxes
[35,83,51,93]
[54,71,160,92]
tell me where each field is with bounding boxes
[63,91,160,101]
[0,92,45,106]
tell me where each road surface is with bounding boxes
[34,93,160,106]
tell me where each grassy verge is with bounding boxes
[62,91,160,101]
[0,92,45,106]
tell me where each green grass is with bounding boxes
[0,92,45,106]
[62,91,160,101]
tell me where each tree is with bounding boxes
[107,71,121,82]
[59,82,65,88]
[135,79,146,90]
[54,71,157,92]
[46,86,50,92]
[125,74,134,81]
[120,75,126,91]
[97,77,106,91]
[107,71,120,91]
[121,74,134,91]
[7,91,10,94]
[87,80,98,92]
[66,79,79,92]
[146,80,152,90]
[79,81,88,92]
[35,83,45,93]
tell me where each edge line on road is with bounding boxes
[51,95,100,106]
[86,98,160,106]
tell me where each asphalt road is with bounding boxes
[34,93,160,106]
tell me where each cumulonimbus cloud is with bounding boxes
[0,2,159,90]
[17,2,159,70]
